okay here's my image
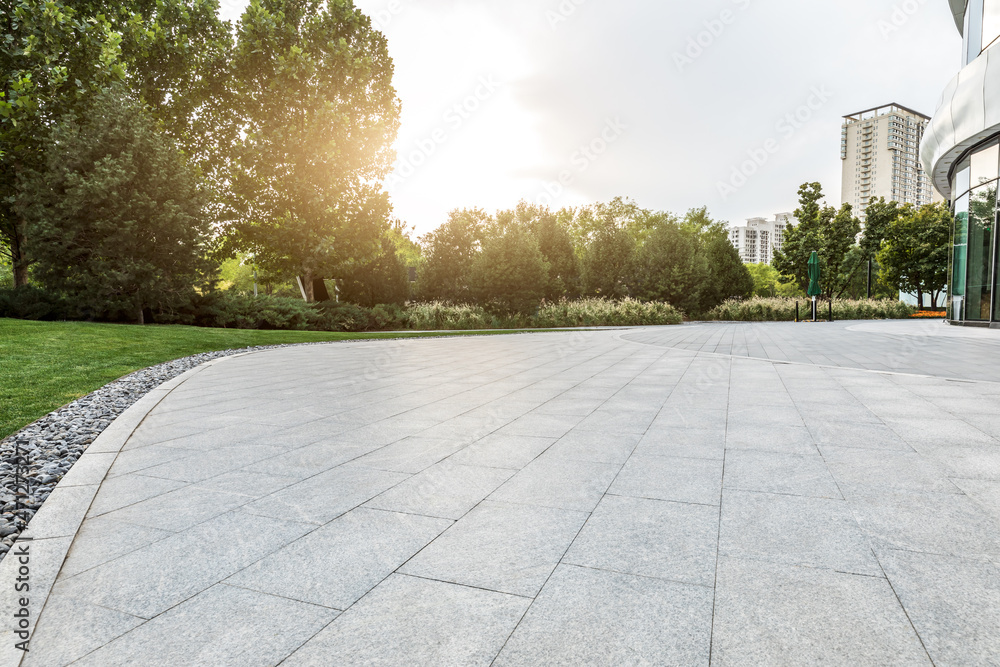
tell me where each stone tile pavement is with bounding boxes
[17,321,1000,665]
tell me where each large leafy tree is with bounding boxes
[633,219,707,315]
[470,223,548,316]
[119,0,237,183]
[338,231,408,306]
[773,183,861,298]
[680,207,752,311]
[18,89,214,323]
[878,202,952,308]
[0,0,126,287]
[418,208,488,302]
[227,0,400,300]
[581,225,636,299]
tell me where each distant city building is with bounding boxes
[728,213,794,265]
[841,103,942,216]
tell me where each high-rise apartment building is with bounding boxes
[841,104,941,216]
[728,213,794,265]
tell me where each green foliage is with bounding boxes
[859,197,901,259]
[581,225,636,298]
[18,89,214,323]
[521,204,579,299]
[417,208,488,301]
[225,0,400,297]
[471,224,549,315]
[747,263,804,298]
[338,234,409,307]
[535,298,683,327]
[405,302,500,330]
[1,0,128,286]
[633,220,706,314]
[773,183,862,299]
[705,297,916,322]
[877,202,952,306]
[218,256,257,294]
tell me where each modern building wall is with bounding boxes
[841,104,941,216]
[922,0,1000,326]
[728,213,794,265]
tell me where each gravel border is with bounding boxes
[0,343,325,562]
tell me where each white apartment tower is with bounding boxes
[729,213,793,265]
[841,103,941,215]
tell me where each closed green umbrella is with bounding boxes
[807,251,821,321]
[807,251,822,297]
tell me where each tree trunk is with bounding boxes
[302,271,315,303]
[10,218,29,288]
[916,288,924,309]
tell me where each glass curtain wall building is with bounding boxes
[922,0,1000,326]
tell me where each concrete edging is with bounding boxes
[0,352,251,665]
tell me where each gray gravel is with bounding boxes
[0,344,316,562]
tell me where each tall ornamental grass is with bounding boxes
[534,298,683,327]
[704,297,916,322]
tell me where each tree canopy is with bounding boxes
[17,89,213,322]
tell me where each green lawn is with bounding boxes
[0,319,531,440]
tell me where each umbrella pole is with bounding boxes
[812,296,817,322]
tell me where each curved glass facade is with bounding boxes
[949,141,999,322]
[931,1,1000,325]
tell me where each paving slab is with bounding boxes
[494,564,713,666]
[282,574,529,667]
[13,322,1000,665]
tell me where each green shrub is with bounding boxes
[535,298,683,327]
[0,287,75,321]
[405,302,513,330]
[704,297,916,322]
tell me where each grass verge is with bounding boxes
[0,318,533,440]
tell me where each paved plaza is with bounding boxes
[13,321,1000,665]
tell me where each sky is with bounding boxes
[219,0,964,237]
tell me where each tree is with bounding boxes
[633,220,707,314]
[701,235,754,310]
[773,183,825,293]
[857,197,903,298]
[418,208,488,301]
[581,225,636,299]
[747,263,804,297]
[338,232,409,307]
[470,224,548,315]
[529,206,579,300]
[17,90,214,323]
[1,0,127,287]
[877,202,952,308]
[825,203,862,298]
[773,183,861,298]
[679,207,752,311]
[226,0,400,301]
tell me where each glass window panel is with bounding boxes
[955,162,972,197]
[966,184,996,320]
[985,0,1000,50]
[971,142,1000,187]
[969,0,985,61]
[953,194,970,320]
